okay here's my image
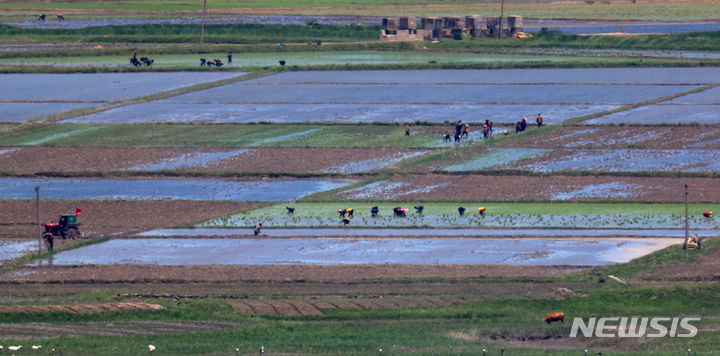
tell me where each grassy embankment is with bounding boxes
[0,24,719,72]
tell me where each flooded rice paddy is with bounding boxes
[0,72,242,123]
[204,213,720,230]
[444,148,551,171]
[551,182,643,200]
[667,87,720,105]
[251,69,720,85]
[0,73,241,102]
[0,240,35,261]
[0,102,91,123]
[513,149,720,172]
[165,83,696,105]
[140,228,719,238]
[340,180,450,200]
[0,178,352,201]
[64,102,614,124]
[35,237,679,266]
[585,104,720,125]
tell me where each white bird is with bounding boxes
[32,345,42,350]
[148,345,156,352]
[8,345,22,351]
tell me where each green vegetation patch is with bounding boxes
[237,202,720,218]
[0,123,448,148]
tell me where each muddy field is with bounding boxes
[3,264,579,283]
[0,146,431,174]
[0,177,352,201]
[338,174,720,202]
[0,199,257,238]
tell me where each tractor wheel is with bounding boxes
[63,226,80,240]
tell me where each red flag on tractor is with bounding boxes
[76,208,82,216]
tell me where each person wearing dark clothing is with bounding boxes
[253,223,262,236]
[370,206,379,217]
[405,124,411,136]
[520,118,527,131]
[458,207,466,216]
[227,53,232,65]
[414,205,424,214]
[485,120,493,135]
[44,234,54,251]
[483,125,489,139]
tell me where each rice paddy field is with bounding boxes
[1,2,720,354]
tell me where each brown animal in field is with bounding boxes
[543,312,565,324]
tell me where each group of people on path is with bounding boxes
[406,114,544,142]
[516,113,543,133]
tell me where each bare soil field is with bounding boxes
[0,302,164,315]
[339,174,720,202]
[0,200,258,238]
[0,146,430,174]
[2,264,580,283]
[0,320,246,340]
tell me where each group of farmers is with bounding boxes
[408,113,545,142]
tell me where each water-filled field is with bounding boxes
[443,148,551,171]
[0,72,243,123]
[511,149,720,172]
[0,240,35,261]
[585,105,720,125]
[0,178,352,201]
[37,237,678,266]
[250,68,720,85]
[64,102,615,124]
[165,83,693,105]
[0,103,90,123]
[0,73,241,102]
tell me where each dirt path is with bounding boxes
[0,320,246,340]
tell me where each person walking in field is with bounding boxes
[405,123,411,136]
[461,124,469,139]
[483,124,489,139]
[455,120,463,142]
[536,113,543,127]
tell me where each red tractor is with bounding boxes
[44,208,82,242]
